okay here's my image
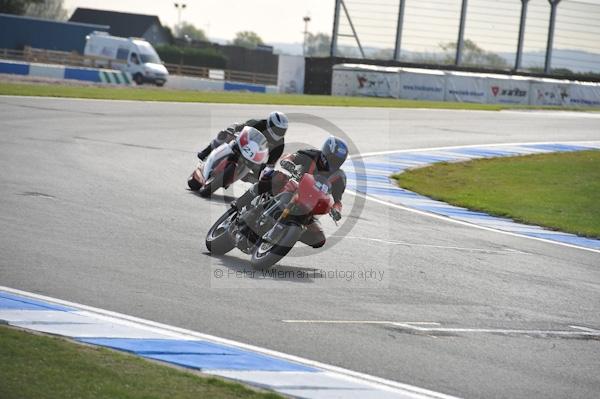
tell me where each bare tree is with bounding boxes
[25,0,67,21]
[174,22,207,42]
[0,0,42,15]
[233,31,264,49]
[440,39,509,69]
[305,33,330,57]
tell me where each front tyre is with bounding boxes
[206,208,236,255]
[250,223,302,270]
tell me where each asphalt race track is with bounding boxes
[1,96,599,398]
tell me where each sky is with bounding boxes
[63,0,334,44]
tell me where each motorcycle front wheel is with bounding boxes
[206,207,237,255]
[250,223,302,270]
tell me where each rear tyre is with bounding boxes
[198,164,235,198]
[250,223,302,270]
[206,208,236,255]
[187,175,202,191]
[133,73,144,85]
[198,176,218,197]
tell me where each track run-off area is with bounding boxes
[1,96,599,398]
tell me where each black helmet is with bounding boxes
[266,111,288,141]
[319,136,348,172]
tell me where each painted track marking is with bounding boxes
[345,141,600,254]
[282,320,600,338]
[331,235,530,255]
[0,286,459,399]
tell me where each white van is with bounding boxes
[84,31,169,86]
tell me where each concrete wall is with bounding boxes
[0,59,278,92]
[0,60,130,85]
[166,75,277,93]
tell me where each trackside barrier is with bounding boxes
[0,59,130,85]
[332,64,600,107]
[0,47,278,86]
[0,59,277,93]
[166,75,277,93]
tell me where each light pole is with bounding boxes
[303,16,311,56]
[174,3,187,30]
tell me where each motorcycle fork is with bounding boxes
[262,199,307,244]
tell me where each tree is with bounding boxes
[25,0,67,20]
[0,0,42,15]
[370,48,393,60]
[440,39,509,68]
[162,25,175,44]
[232,31,264,49]
[305,33,330,57]
[174,22,207,42]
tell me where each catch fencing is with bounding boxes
[330,0,600,75]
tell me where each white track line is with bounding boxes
[351,140,600,159]
[281,320,600,337]
[569,325,600,333]
[282,320,441,325]
[346,189,600,255]
[0,286,458,399]
[346,141,600,254]
[332,235,530,255]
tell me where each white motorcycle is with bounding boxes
[187,127,268,197]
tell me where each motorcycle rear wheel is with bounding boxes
[206,208,236,255]
[187,175,202,191]
[198,164,235,198]
[250,223,302,270]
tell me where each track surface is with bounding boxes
[1,96,599,398]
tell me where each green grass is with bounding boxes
[0,81,588,111]
[0,325,282,399]
[393,150,600,238]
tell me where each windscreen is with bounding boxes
[135,41,161,64]
[237,127,269,165]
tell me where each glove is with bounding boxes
[330,208,341,222]
[260,166,274,180]
[217,129,235,142]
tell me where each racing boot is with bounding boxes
[197,144,212,161]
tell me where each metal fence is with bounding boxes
[0,47,278,86]
[330,0,600,74]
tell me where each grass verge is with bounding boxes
[0,325,282,399]
[0,81,587,111]
[392,150,600,238]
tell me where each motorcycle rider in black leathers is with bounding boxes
[234,136,349,248]
[197,112,288,170]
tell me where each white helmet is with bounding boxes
[266,111,288,141]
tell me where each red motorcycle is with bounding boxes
[188,127,268,197]
[205,161,336,269]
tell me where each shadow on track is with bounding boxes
[202,252,321,284]
[186,189,237,204]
